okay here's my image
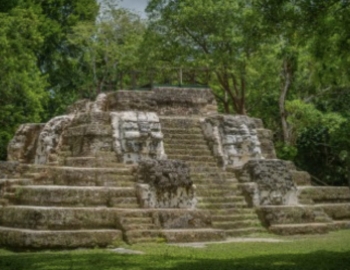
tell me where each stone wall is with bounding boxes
[152,87,217,115]
[134,160,196,209]
[66,87,218,116]
[201,115,267,168]
[7,124,44,163]
[110,111,166,164]
[8,87,217,165]
[60,112,113,162]
[235,159,298,206]
[35,115,74,165]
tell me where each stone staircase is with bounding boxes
[0,160,227,248]
[297,175,350,231]
[0,164,136,248]
[258,168,350,235]
[160,116,266,237]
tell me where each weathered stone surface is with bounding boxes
[0,227,122,249]
[298,186,350,203]
[269,223,329,235]
[7,124,44,163]
[111,111,166,164]
[258,205,332,226]
[316,203,350,220]
[67,88,217,116]
[150,209,211,229]
[292,170,311,186]
[9,186,137,207]
[135,160,196,209]
[0,162,25,179]
[201,115,264,168]
[152,87,217,115]
[256,129,276,159]
[236,159,298,206]
[35,115,74,164]
[0,206,118,230]
[161,228,226,243]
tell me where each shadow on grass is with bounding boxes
[0,250,350,270]
[158,250,350,270]
[0,251,350,270]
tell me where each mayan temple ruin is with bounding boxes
[0,87,349,249]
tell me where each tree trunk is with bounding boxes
[280,59,292,144]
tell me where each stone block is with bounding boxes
[237,159,298,206]
[110,111,166,164]
[135,160,196,209]
[7,124,44,163]
[201,115,265,168]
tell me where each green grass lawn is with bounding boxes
[1,230,350,270]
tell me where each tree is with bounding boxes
[146,0,265,114]
[17,0,99,118]
[68,4,146,95]
[0,7,47,160]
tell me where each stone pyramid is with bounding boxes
[0,87,349,249]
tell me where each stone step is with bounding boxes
[186,161,218,168]
[161,128,203,135]
[65,157,119,168]
[109,198,138,208]
[291,170,311,186]
[298,186,350,203]
[0,178,33,187]
[159,118,201,129]
[163,134,205,140]
[209,208,257,215]
[161,228,226,243]
[0,226,122,249]
[119,217,153,225]
[297,198,315,205]
[0,198,9,206]
[9,186,136,207]
[328,220,350,230]
[167,155,216,162]
[163,139,208,146]
[125,229,162,244]
[225,227,267,237]
[2,192,16,202]
[211,213,258,222]
[197,196,246,204]
[0,206,118,230]
[21,172,41,179]
[198,202,247,210]
[126,237,160,244]
[47,167,135,187]
[212,220,262,230]
[315,203,350,220]
[191,172,235,179]
[193,178,238,186]
[163,144,209,150]
[165,149,212,156]
[118,210,152,218]
[122,223,158,231]
[197,190,243,198]
[196,184,241,193]
[269,223,330,235]
[258,205,332,226]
